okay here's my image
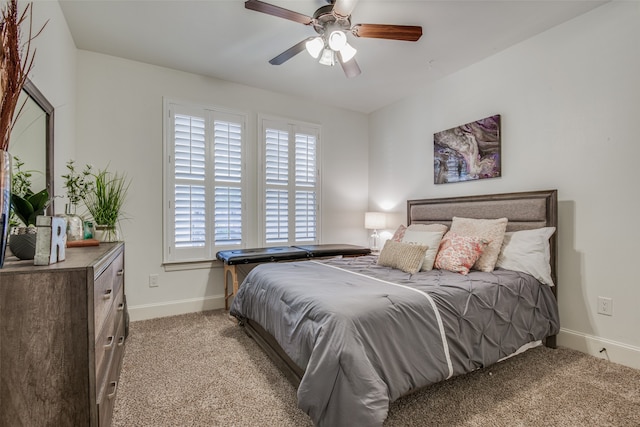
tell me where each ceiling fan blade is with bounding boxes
[352,24,423,42]
[245,0,312,25]
[339,56,361,79]
[332,0,359,19]
[269,39,310,65]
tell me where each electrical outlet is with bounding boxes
[597,296,613,316]
[149,274,159,287]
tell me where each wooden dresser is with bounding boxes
[0,242,127,426]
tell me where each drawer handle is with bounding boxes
[118,336,125,347]
[104,336,114,349]
[117,269,124,276]
[107,381,118,400]
[117,303,125,312]
[103,289,113,300]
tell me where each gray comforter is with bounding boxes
[230,255,560,427]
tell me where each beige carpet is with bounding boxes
[113,310,640,426]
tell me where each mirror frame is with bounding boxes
[21,78,54,213]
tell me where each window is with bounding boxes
[163,102,321,264]
[164,101,246,263]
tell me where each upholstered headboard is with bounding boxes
[407,189,558,290]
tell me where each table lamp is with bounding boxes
[364,212,386,252]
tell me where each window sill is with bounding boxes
[163,259,224,272]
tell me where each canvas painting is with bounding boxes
[434,114,501,184]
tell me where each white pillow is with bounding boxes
[496,227,556,286]
[402,229,445,271]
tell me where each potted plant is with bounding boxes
[83,167,130,242]
[61,159,93,241]
[9,157,49,259]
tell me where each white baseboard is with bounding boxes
[128,295,225,321]
[558,328,640,370]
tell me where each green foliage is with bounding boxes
[10,157,49,227]
[61,159,93,208]
[11,189,49,226]
[83,167,130,227]
[11,157,32,198]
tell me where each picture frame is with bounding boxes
[434,114,501,184]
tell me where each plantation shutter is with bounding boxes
[262,119,320,246]
[294,132,317,241]
[265,128,289,243]
[213,118,243,246]
[174,114,206,249]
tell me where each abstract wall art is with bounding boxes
[434,114,501,184]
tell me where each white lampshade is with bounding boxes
[305,37,324,59]
[364,212,386,230]
[328,30,347,51]
[319,48,336,66]
[333,0,358,18]
[339,42,357,63]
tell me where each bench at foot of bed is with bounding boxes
[216,244,371,309]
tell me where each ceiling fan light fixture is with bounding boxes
[328,30,347,51]
[246,0,423,77]
[319,48,336,66]
[339,42,357,63]
[305,37,324,59]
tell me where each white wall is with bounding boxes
[75,51,369,320]
[369,1,640,368]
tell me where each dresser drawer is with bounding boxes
[98,377,118,427]
[94,252,124,335]
[95,285,125,388]
[97,315,126,427]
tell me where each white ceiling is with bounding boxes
[58,0,606,114]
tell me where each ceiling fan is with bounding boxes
[245,0,423,78]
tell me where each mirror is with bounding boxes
[10,78,54,213]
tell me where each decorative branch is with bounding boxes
[0,1,45,151]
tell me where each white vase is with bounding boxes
[61,204,84,241]
[94,225,120,242]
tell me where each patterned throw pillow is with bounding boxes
[377,240,428,274]
[434,232,489,275]
[391,225,407,242]
[448,217,508,272]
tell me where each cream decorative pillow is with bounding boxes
[407,223,449,233]
[448,217,508,272]
[377,240,428,274]
[496,227,556,286]
[401,229,445,271]
[434,233,489,275]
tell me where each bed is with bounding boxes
[230,190,560,427]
